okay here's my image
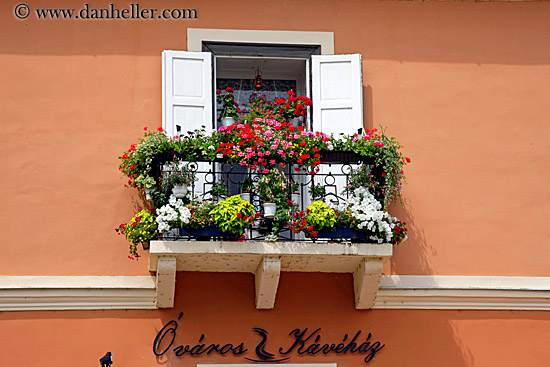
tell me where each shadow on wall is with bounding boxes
[363,83,433,275]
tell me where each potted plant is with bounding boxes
[155,195,192,235]
[179,200,219,238]
[309,183,326,201]
[289,201,337,239]
[327,187,407,244]
[240,176,254,202]
[166,161,196,198]
[135,175,156,201]
[217,87,240,127]
[210,181,228,201]
[115,210,158,259]
[291,182,301,207]
[257,169,289,218]
[209,195,257,238]
[275,90,312,127]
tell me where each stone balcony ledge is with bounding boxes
[149,240,392,310]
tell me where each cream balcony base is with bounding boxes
[149,241,393,310]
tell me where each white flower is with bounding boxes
[155,195,192,234]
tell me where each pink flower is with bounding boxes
[269,159,276,164]
[262,169,269,174]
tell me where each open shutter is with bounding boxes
[311,54,363,201]
[162,50,213,136]
[311,54,363,135]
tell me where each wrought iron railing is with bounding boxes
[150,151,383,242]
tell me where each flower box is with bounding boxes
[316,226,366,240]
[319,150,371,164]
[179,226,237,240]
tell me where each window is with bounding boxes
[161,30,364,199]
[162,29,363,137]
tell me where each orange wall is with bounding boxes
[1,273,549,367]
[1,0,550,276]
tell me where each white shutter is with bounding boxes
[311,53,363,135]
[162,50,213,136]
[311,54,363,202]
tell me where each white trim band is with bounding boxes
[0,276,156,311]
[0,275,548,311]
[374,275,550,310]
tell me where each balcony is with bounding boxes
[146,150,393,310]
[118,123,408,310]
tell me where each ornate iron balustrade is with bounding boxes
[150,151,383,242]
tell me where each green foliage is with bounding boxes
[240,176,254,193]
[209,195,256,236]
[306,201,337,231]
[165,161,196,188]
[217,89,240,119]
[257,169,289,203]
[115,210,158,259]
[308,184,326,200]
[185,200,217,229]
[211,182,228,198]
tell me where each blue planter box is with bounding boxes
[179,226,238,240]
[316,227,366,240]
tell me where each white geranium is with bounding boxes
[156,195,192,234]
[328,187,399,244]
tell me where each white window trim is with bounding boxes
[187,28,334,55]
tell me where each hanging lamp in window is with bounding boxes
[254,68,263,90]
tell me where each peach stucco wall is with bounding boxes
[1,273,549,367]
[1,0,550,278]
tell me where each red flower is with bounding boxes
[157,127,163,132]
[287,200,293,206]
[143,127,148,131]
[130,164,136,169]
[255,212,261,218]
[284,104,291,109]
[299,141,307,146]
[276,98,286,104]
[406,157,411,163]
[296,104,303,110]
[237,213,242,218]
[287,90,295,96]
[226,87,234,93]
[311,231,317,238]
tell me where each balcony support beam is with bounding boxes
[156,256,177,308]
[255,255,281,309]
[354,258,385,309]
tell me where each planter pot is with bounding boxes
[289,116,305,128]
[221,117,236,127]
[145,188,153,201]
[291,192,301,207]
[172,184,188,198]
[240,192,251,203]
[179,226,239,240]
[263,202,277,218]
[316,227,366,240]
[141,240,150,250]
